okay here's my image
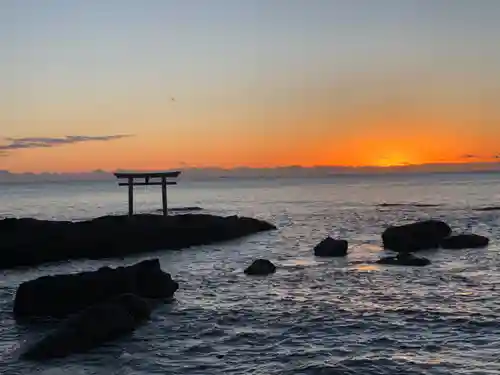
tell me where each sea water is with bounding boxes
[1,173,499,374]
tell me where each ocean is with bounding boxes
[1,172,500,374]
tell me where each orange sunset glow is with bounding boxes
[2,1,500,173]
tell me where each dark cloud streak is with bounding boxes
[0,135,132,154]
[459,154,500,161]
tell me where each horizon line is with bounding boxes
[2,161,500,176]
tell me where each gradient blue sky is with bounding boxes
[1,0,500,172]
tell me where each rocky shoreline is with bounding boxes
[0,214,276,269]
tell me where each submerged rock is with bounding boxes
[313,237,348,257]
[0,214,276,269]
[376,254,431,267]
[382,220,451,252]
[474,206,500,212]
[377,203,440,208]
[440,234,489,249]
[244,259,276,275]
[21,293,151,361]
[14,258,178,318]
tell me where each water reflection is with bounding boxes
[353,264,381,272]
[280,258,319,267]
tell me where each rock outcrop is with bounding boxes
[313,237,348,257]
[382,220,451,252]
[0,214,276,269]
[21,293,151,360]
[376,253,431,267]
[440,234,489,249]
[14,258,178,318]
[244,259,276,275]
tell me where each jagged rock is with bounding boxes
[440,234,489,249]
[382,220,451,252]
[21,293,151,360]
[376,254,431,267]
[0,214,276,269]
[244,259,276,275]
[14,259,178,318]
[313,237,348,257]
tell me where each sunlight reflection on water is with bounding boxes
[353,264,381,272]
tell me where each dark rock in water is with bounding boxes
[440,234,489,249]
[107,293,152,322]
[244,259,276,275]
[382,220,451,252]
[21,293,151,360]
[14,258,178,318]
[474,206,500,212]
[376,254,431,267]
[313,237,348,257]
[377,203,440,208]
[0,214,276,269]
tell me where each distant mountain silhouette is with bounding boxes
[1,163,500,183]
[0,170,113,183]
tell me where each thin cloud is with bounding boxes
[0,135,132,154]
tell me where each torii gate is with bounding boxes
[113,170,181,216]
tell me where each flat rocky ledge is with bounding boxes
[0,214,276,269]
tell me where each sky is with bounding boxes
[1,0,500,172]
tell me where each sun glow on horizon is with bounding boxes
[372,153,416,167]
